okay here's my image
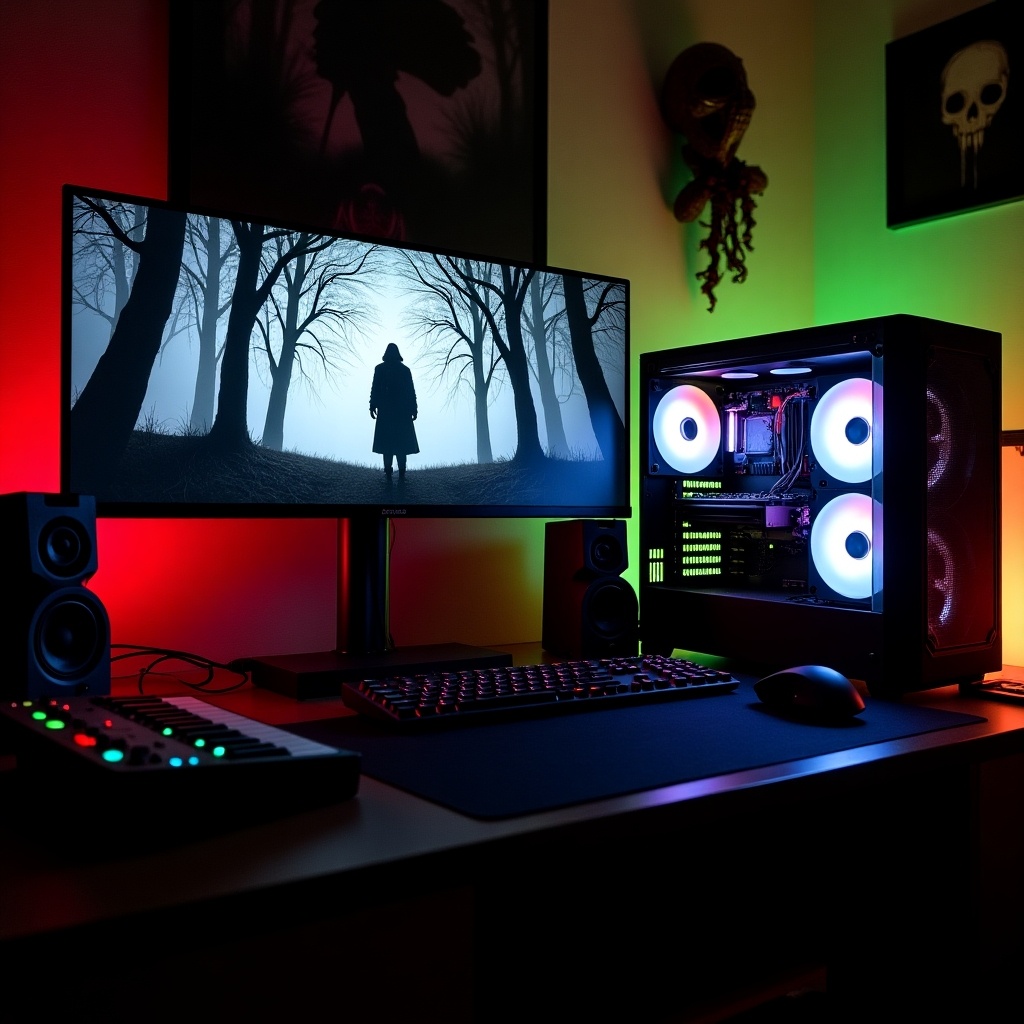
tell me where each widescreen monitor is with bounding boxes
[61,185,630,692]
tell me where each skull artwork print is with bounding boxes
[886,1,1023,227]
[940,40,1010,189]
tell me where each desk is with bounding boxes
[3,647,1024,1022]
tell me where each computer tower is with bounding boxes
[639,315,1001,696]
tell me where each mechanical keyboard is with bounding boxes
[341,653,739,729]
[1,694,360,851]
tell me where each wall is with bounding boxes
[813,0,1024,665]
[0,1,338,665]
[0,0,1019,669]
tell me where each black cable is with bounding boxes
[111,644,250,695]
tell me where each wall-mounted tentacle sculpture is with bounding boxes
[661,43,768,312]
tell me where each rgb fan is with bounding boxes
[651,384,721,474]
[810,377,880,483]
[810,492,883,601]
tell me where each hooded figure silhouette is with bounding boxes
[369,342,419,477]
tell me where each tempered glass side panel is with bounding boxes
[643,346,879,612]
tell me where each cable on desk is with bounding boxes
[111,644,250,695]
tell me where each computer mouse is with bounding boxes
[754,664,866,718]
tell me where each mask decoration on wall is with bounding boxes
[661,43,768,312]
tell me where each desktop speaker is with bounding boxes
[0,492,110,700]
[542,519,639,658]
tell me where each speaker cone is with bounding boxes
[810,377,880,483]
[651,384,721,474]
[33,590,109,681]
[581,577,639,646]
[589,533,625,574]
[810,492,882,601]
[39,515,94,579]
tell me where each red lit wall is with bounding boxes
[0,1,338,665]
[0,0,541,666]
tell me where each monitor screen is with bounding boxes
[62,185,630,520]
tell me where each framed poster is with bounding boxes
[886,1,1023,227]
[169,0,548,263]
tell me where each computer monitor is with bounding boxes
[62,184,630,695]
[640,315,1001,697]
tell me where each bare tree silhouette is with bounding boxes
[70,199,187,492]
[167,215,239,433]
[71,200,146,341]
[398,251,504,463]
[208,224,334,452]
[561,274,627,468]
[256,233,381,451]
[525,273,571,458]
[426,256,543,464]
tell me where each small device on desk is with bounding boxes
[1,694,360,852]
[340,653,739,729]
[754,664,866,719]
[968,675,1024,705]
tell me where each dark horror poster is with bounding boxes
[170,0,548,262]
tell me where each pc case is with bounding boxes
[639,315,1001,697]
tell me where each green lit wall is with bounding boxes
[397,0,1023,669]
[814,0,1024,667]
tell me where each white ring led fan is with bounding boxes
[810,492,882,600]
[810,378,880,483]
[651,385,721,474]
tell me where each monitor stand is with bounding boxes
[248,516,512,700]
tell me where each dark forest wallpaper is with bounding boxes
[65,190,628,514]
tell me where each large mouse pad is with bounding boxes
[290,689,985,819]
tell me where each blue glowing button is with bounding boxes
[101,748,125,763]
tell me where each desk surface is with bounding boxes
[3,647,1024,947]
